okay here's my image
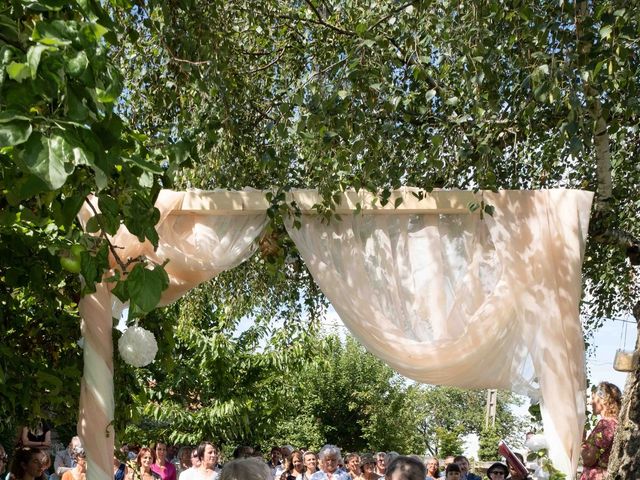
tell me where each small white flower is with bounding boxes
[118,326,158,367]
[532,465,549,480]
[526,434,548,452]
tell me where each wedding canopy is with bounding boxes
[77,188,593,480]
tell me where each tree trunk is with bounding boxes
[608,302,640,479]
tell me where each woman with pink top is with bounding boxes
[152,442,177,480]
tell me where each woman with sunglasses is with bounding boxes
[486,462,508,480]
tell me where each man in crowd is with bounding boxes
[453,456,480,480]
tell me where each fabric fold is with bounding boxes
[285,188,593,477]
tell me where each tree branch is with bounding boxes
[83,198,129,273]
[367,0,419,32]
[303,0,356,36]
[242,47,287,74]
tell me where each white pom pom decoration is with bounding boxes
[525,434,549,452]
[118,326,158,367]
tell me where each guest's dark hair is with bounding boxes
[197,442,218,461]
[10,448,42,480]
[446,463,461,474]
[385,455,426,480]
[232,446,254,459]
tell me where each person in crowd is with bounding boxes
[384,456,425,480]
[375,453,386,477]
[231,446,253,460]
[39,451,52,480]
[281,448,295,461]
[128,447,141,462]
[268,447,282,480]
[345,454,360,479]
[444,464,460,480]
[580,381,622,480]
[276,447,294,480]
[167,447,178,465]
[10,448,44,480]
[355,455,379,480]
[151,442,177,480]
[220,458,271,480]
[485,463,508,480]
[279,451,305,480]
[175,448,192,477]
[452,457,479,480]
[114,455,126,480]
[505,454,529,480]
[424,457,439,480]
[303,452,318,477]
[0,443,8,476]
[442,458,454,472]
[54,438,82,480]
[126,448,160,480]
[278,454,291,480]
[178,449,200,480]
[60,450,86,480]
[309,445,349,480]
[192,442,220,480]
[20,425,51,451]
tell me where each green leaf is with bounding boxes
[65,51,89,77]
[55,129,95,167]
[111,279,128,303]
[6,62,30,82]
[32,19,76,46]
[80,22,109,43]
[599,25,613,40]
[27,44,56,78]
[126,155,164,174]
[0,120,32,147]
[425,89,437,100]
[445,96,459,106]
[127,263,169,313]
[593,60,604,79]
[97,194,121,234]
[536,64,549,76]
[22,0,67,11]
[65,85,92,122]
[36,370,63,395]
[16,132,72,189]
[95,65,122,103]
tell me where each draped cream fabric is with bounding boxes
[77,188,592,480]
[78,190,269,480]
[285,189,593,476]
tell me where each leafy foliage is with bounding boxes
[115,0,639,321]
[0,0,174,429]
[478,427,503,461]
[2,0,639,465]
[271,334,425,453]
[417,387,525,456]
[115,257,326,446]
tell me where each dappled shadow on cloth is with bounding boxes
[285,189,593,478]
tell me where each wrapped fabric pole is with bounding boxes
[77,189,270,480]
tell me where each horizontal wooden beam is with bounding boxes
[171,188,479,215]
